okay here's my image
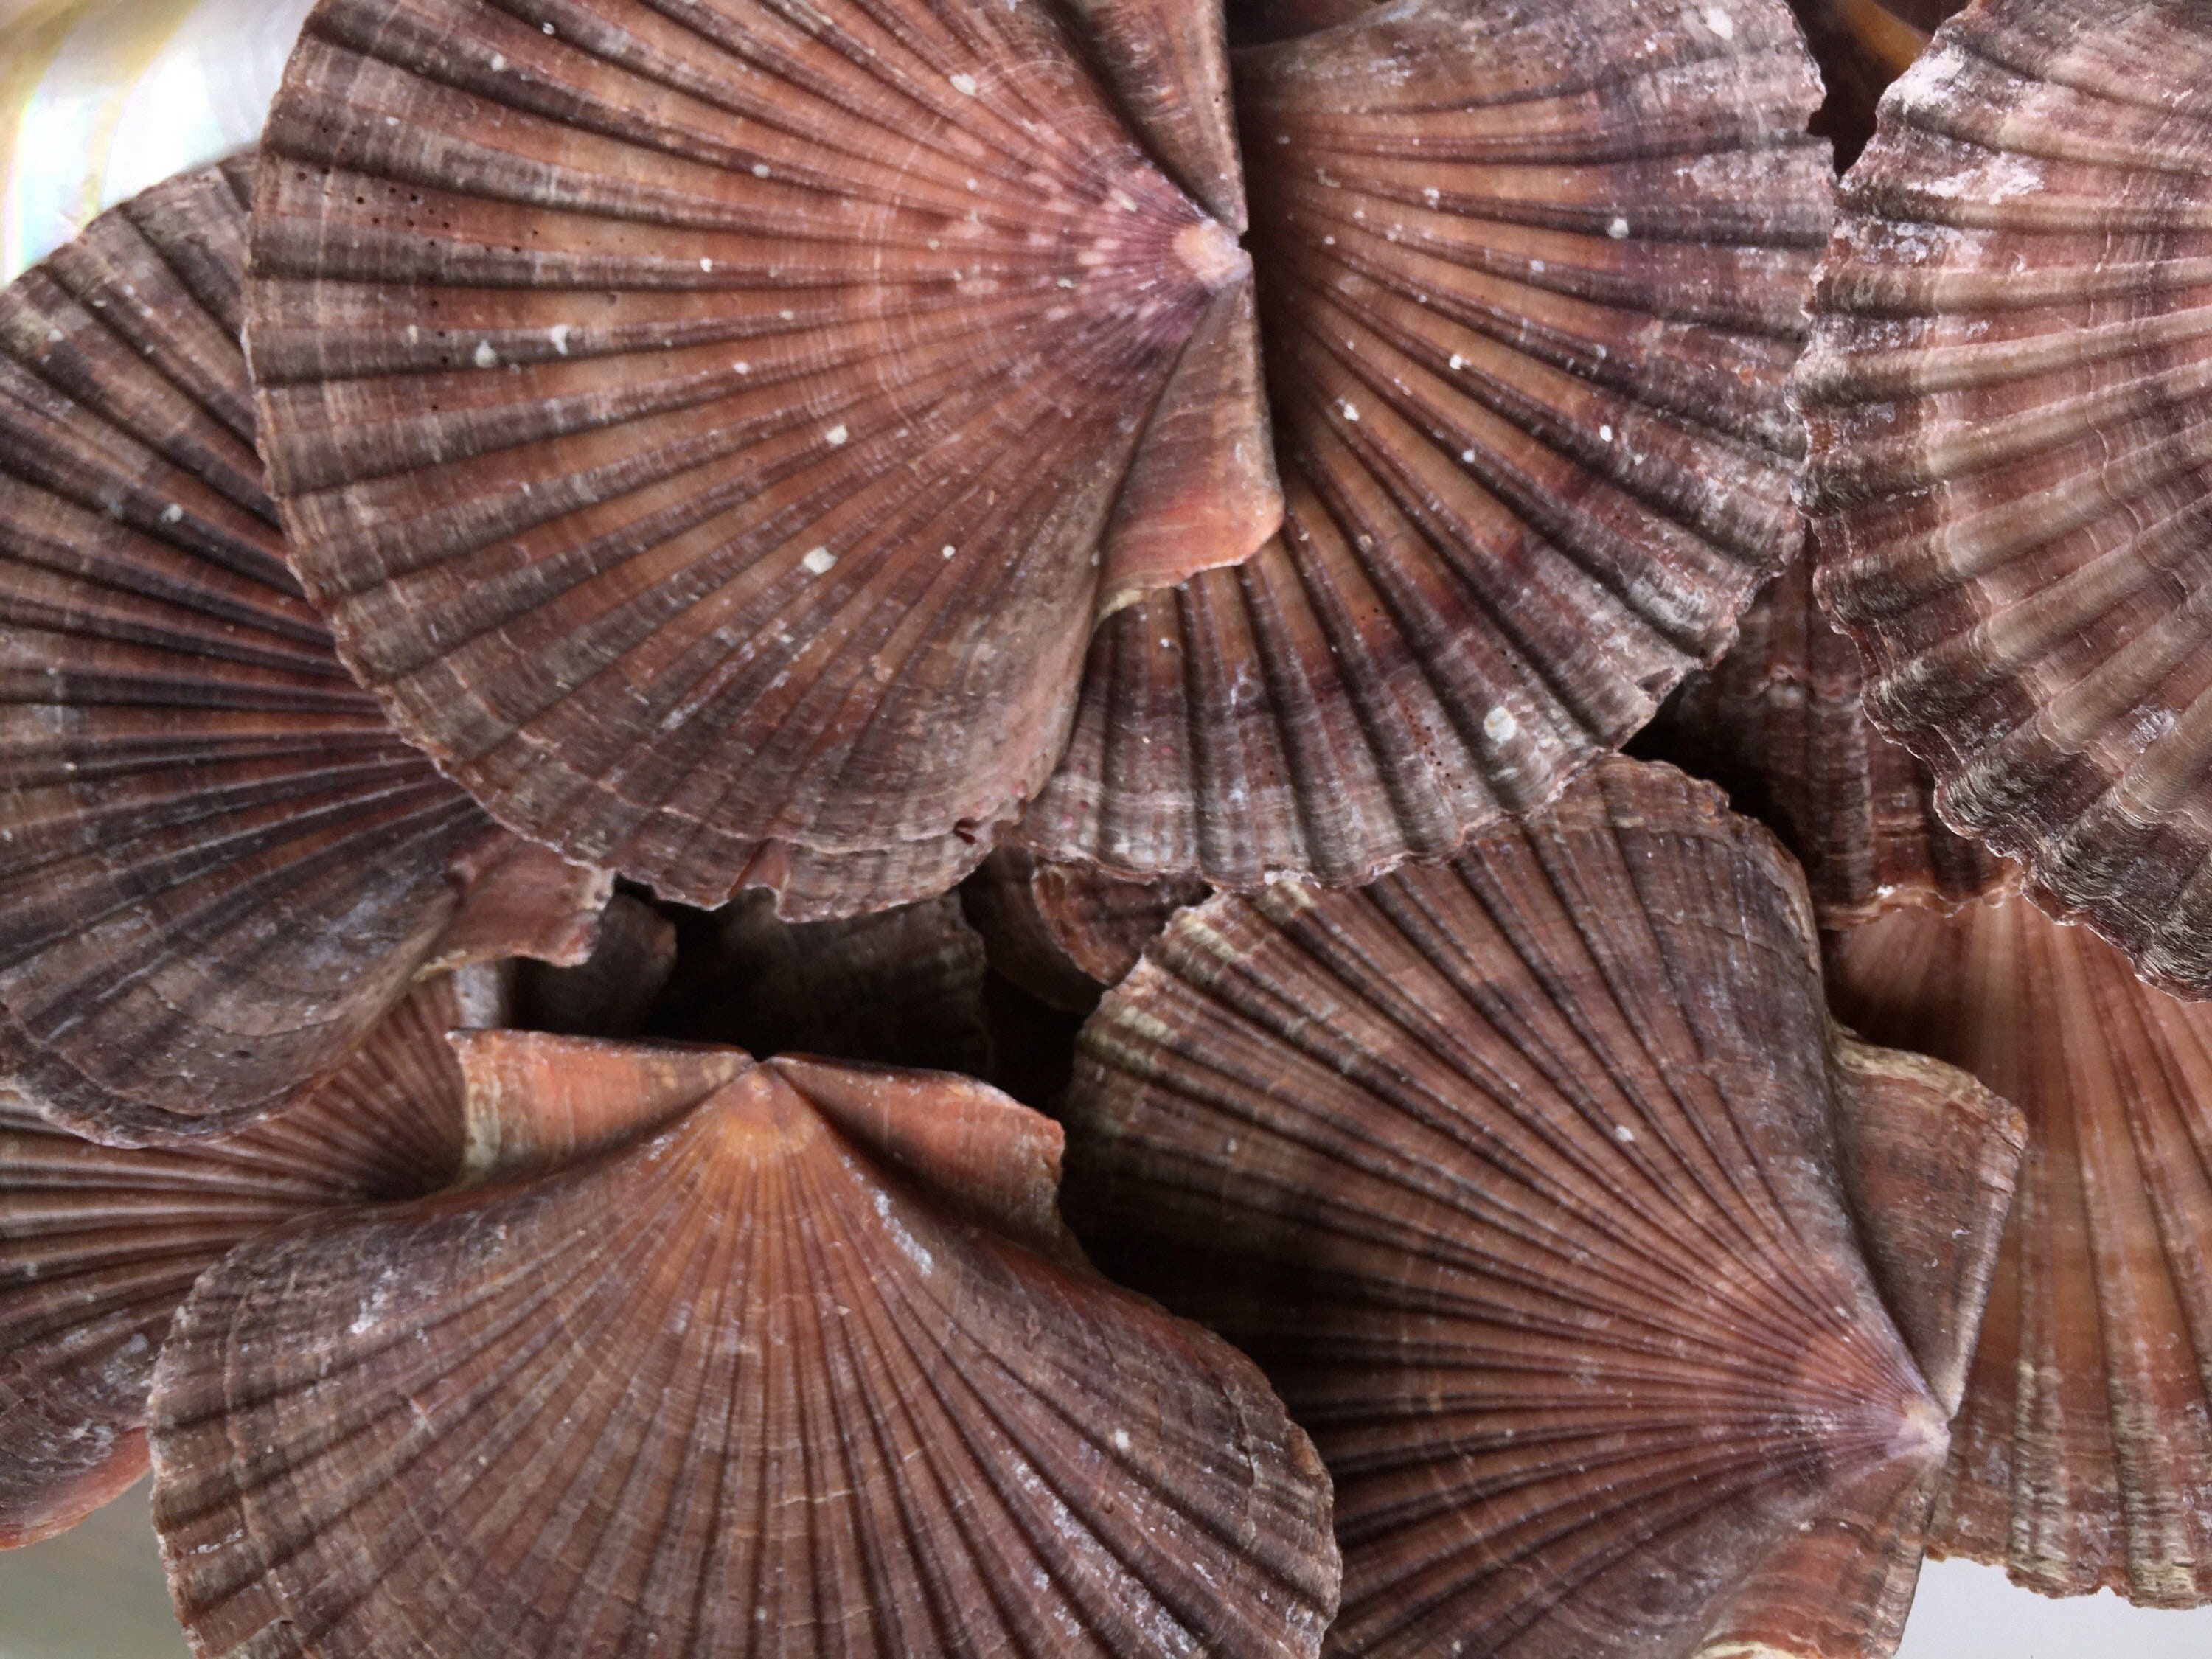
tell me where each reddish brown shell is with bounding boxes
[1018,0,1834,888]
[246,0,1265,918]
[1636,553,2015,922]
[653,888,990,1075]
[150,1033,1341,1658]
[961,846,1203,1012]
[250,0,1829,914]
[1798,0,2212,997]
[0,967,498,1550]
[1829,894,2212,1607]
[1059,757,2023,1659]
[0,156,607,1146]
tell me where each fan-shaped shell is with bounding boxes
[0,156,608,1145]
[244,0,1273,917]
[1017,0,1834,889]
[1798,0,2212,998]
[1636,554,2014,922]
[0,965,498,1550]
[654,888,990,1074]
[149,1032,1341,1658]
[250,0,1830,915]
[1059,757,2024,1658]
[1829,894,2212,1607]
[961,846,1203,1012]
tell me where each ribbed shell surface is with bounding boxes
[1637,553,2014,922]
[149,1040,1341,1658]
[1058,757,2023,1659]
[0,968,489,1551]
[246,0,1251,917]
[961,846,1204,1012]
[0,156,599,1145]
[1018,0,1833,889]
[1829,895,2212,1607]
[1799,0,2212,997]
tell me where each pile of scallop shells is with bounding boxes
[3,1,2208,1654]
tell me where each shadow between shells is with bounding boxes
[12,0,2212,1655]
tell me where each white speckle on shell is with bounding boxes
[549,324,571,356]
[824,424,849,447]
[1484,707,1519,743]
[1703,7,1736,41]
[950,72,979,96]
[473,340,499,369]
[801,547,837,576]
[1607,216,1630,240]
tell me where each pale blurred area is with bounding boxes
[0,0,313,282]
[0,1481,186,1658]
[1899,1555,2212,1659]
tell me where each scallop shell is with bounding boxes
[0,0,313,282]
[1059,757,2025,1658]
[1635,553,2015,922]
[150,1032,1342,1658]
[654,888,990,1076]
[1797,0,2212,997]
[1829,894,2212,1607]
[512,891,677,1039]
[247,0,1830,916]
[1787,2,1964,164]
[1015,0,1834,888]
[961,846,1204,1012]
[0,156,609,1145]
[0,965,498,1551]
[243,0,1274,918]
